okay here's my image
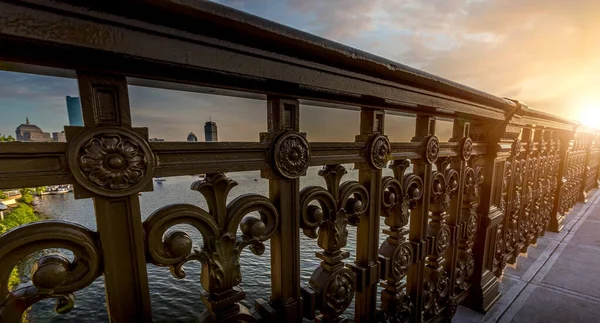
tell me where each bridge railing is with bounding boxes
[0,1,599,322]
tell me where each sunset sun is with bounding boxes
[577,97,600,129]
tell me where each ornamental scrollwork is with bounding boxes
[368,134,391,169]
[299,164,368,321]
[0,221,102,322]
[379,160,424,322]
[456,164,484,292]
[512,139,522,157]
[143,173,279,322]
[424,158,458,319]
[68,127,154,197]
[271,131,310,179]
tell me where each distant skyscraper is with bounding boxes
[66,96,84,126]
[187,132,198,142]
[204,120,218,142]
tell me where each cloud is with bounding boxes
[272,0,600,118]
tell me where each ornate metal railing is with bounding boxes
[0,1,599,322]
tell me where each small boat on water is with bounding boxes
[45,185,70,195]
[155,177,166,183]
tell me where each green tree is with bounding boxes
[0,134,15,142]
[34,187,46,195]
[18,188,34,205]
[0,203,38,235]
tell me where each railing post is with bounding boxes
[549,130,573,232]
[462,119,519,312]
[580,134,594,202]
[257,96,304,322]
[68,73,153,322]
[518,128,533,251]
[351,108,385,322]
[405,115,435,322]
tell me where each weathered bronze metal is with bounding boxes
[300,164,368,322]
[144,173,278,322]
[0,1,599,323]
[0,221,102,322]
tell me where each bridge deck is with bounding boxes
[456,189,600,323]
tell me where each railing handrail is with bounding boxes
[1,0,591,130]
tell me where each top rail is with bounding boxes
[0,0,583,128]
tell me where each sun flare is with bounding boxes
[577,98,600,129]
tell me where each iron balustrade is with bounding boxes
[0,1,599,322]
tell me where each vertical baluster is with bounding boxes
[437,121,469,318]
[549,130,572,232]
[405,116,436,322]
[378,159,423,322]
[67,73,153,322]
[541,131,558,233]
[352,108,388,322]
[463,118,515,312]
[422,156,458,320]
[300,165,367,323]
[579,135,591,202]
[501,136,521,266]
[529,129,543,241]
[509,139,524,264]
[519,129,534,250]
[257,97,306,322]
[594,135,600,189]
[455,161,484,297]
[538,130,553,237]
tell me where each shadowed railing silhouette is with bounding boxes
[0,1,599,322]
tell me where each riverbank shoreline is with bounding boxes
[0,192,45,290]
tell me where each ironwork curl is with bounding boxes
[143,173,278,322]
[0,221,102,322]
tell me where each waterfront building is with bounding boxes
[15,118,51,142]
[204,120,218,142]
[52,131,67,142]
[66,96,84,126]
[149,138,165,142]
[187,132,198,142]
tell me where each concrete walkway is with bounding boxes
[454,189,600,323]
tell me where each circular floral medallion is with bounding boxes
[368,134,391,169]
[392,242,413,279]
[461,137,473,161]
[271,132,310,179]
[466,214,477,239]
[322,267,355,317]
[68,127,154,197]
[424,135,440,164]
[436,225,451,254]
[512,139,522,157]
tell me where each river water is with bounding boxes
[25,165,397,322]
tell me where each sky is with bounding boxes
[1,0,599,141]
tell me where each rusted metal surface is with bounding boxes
[0,1,600,323]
